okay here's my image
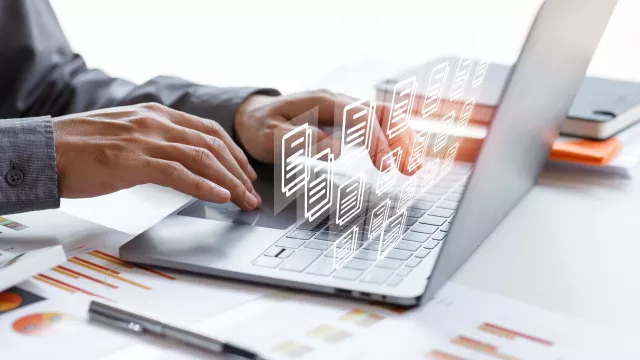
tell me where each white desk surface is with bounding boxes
[49,0,640,333]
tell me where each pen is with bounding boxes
[88,299,267,360]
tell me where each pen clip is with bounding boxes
[89,311,145,334]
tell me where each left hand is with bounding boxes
[234,90,418,174]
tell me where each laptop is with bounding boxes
[120,0,617,306]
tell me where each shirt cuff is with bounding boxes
[0,116,60,214]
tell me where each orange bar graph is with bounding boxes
[426,350,465,360]
[53,267,79,279]
[479,323,554,346]
[68,258,151,290]
[93,250,176,280]
[452,336,519,360]
[57,265,118,289]
[34,275,76,294]
[71,257,120,274]
[37,274,107,299]
[88,251,133,269]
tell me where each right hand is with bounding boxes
[53,103,262,211]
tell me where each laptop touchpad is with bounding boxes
[177,200,296,230]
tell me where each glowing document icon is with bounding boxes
[397,178,417,213]
[282,124,311,196]
[341,99,376,162]
[421,158,440,194]
[440,142,459,177]
[336,174,365,226]
[407,132,431,172]
[472,61,488,88]
[450,58,474,101]
[305,148,334,222]
[386,77,417,139]
[432,111,456,154]
[333,226,358,269]
[376,147,403,195]
[422,62,450,118]
[368,199,390,239]
[458,98,475,128]
[378,210,407,259]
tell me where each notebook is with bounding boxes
[0,246,66,292]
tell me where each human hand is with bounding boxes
[53,103,262,211]
[234,90,418,174]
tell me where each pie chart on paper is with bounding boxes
[0,292,23,312]
[12,312,68,335]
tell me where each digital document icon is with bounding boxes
[376,147,403,195]
[336,174,366,226]
[432,111,456,154]
[305,148,334,222]
[341,99,376,162]
[397,178,417,213]
[378,210,407,259]
[472,61,488,88]
[333,226,358,269]
[281,124,312,196]
[386,77,417,139]
[368,199,390,239]
[450,58,474,101]
[457,98,475,128]
[440,142,459,177]
[407,131,432,172]
[422,61,450,118]
[420,158,440,194]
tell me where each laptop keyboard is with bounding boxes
[252,164,471,287]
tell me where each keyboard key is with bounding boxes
[417,194,441,203]
[412,223,438,234]
[445,193,462,202]
[425,187,448,195]
[387,275,403,287]
[406,258,422,268]
[264,247,283,257]
[409,200,435,210]
[286,229,315,240]
[277,249,294,258]
[396,267,412,276]
[407,208,426,218]
[279,249,322,272]
[384,249,412,261]
[354,249,379,261]
[405,217,419,226]
[334,268,363,280]
[394,240,421,252]
[306,257,335,276]
[297,221,328,232]
[374,258,403,270]
[423,240,440,249]
[314,231,340,241]
[304,240,331,251]
[431,231,446,241]
[253,256,283,268]
[403,231,429,243]
[420,216,446,226]
[430,208,454,218]
[451,186,465,194]
[364,241,381,251]
[415,248,431,258]
[276,238,306,249]
[438,200,458,210]
[440,222,451,232]
[344,259,374,271]
[361,268,394,284]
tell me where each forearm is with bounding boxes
[0,117,59,215]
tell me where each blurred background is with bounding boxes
[50,0,640,97]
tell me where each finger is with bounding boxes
[144,159,231,203]
[149,142,260,211]
[164,108,258,182]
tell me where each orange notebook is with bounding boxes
[549,137,621,166]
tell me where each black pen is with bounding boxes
[88,299,267,360]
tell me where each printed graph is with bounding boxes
[0,287,45,314]
[12,312,72,336]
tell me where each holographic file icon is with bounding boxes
[450,58,474,101]
[336,174,365,226]
[422,62,450,118]
[378,210,407,259]
[368,199,390,239]
[432,111,456,154]
[458,98,475,128]
[386,77,417,139]
[397,178,417,213]
[421,158,440,194]
[440,142,459,177]
[472,61,489,88]
[407,132,432,172]
[341,99,376,162]
[305,148,334,222]
[333,226,358,269]
[282,124,311,196]
[376,147,403,195]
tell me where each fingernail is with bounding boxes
[214,186,231,202]
[252,189,262,206]
[245,191,258,209]
[247,164,258,181]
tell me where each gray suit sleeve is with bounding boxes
[0,0,280,215]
